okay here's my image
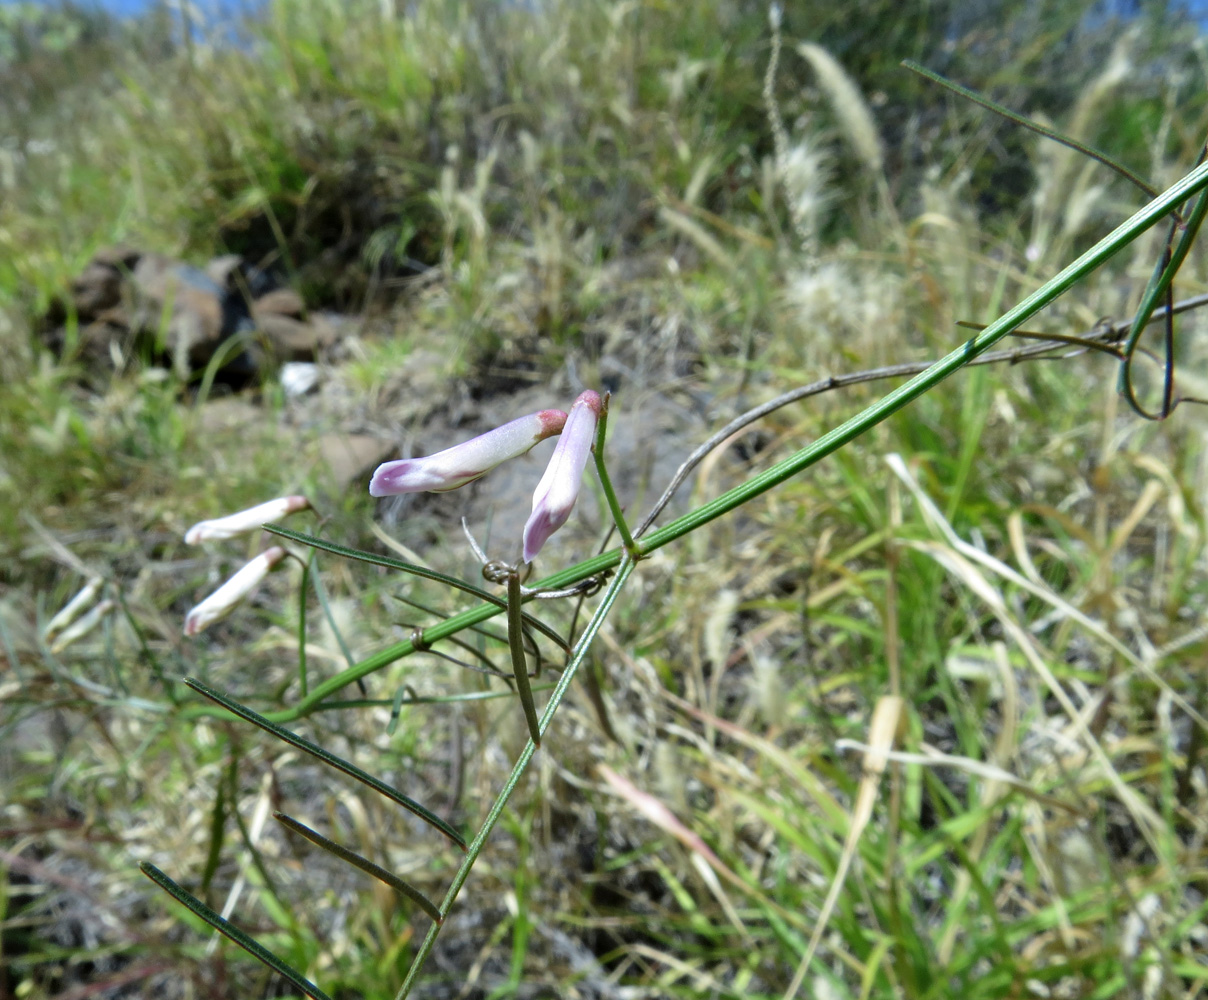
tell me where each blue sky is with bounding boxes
[8,0,1208,29]
[6,0,254,19]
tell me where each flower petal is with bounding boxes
[184,547,287,636]
[185,496,310,544]
[369,409,567,497]
[522,391,601,563]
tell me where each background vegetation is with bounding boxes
[2,0,1207,997]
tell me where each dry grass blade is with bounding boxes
[831,741,1080,814]
[781,695,903,1000]
[597,764,744,888]
[910,538,1167,840]
[887,455,1208,732]
[937,642,1019,963]
[595,762,789,938]
[888,452,1170,852]
[210,770,274,951]
[656,687,845,823]
[658,205,734,269]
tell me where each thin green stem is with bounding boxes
[637,159,1208,555]
[269,525,570,651]
[902,60,1164,208]
[392,556,635,1000]
[592,393,638,558]
[1118,183,1208,417]
[297,558,310,698]
[319,684,556,711]
[506,571,542,746]
[181,548,620,724]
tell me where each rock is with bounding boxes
[280,362,320,398]
[70,245,140,319]
[50,247,338,380]
[206,254,275,298]
[317,433,395,487]
[72,263,123,317]
[91,244,142,269]
[255,313,336,360]
[131,255,229,376]
[253,288,306,319]
[196,397,262,434]
[205,254,244,290]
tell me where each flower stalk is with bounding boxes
[590,392,639,559]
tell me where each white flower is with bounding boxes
[185,496,310,545]
[184,547,287,636]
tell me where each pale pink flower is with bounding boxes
[369,409,567,497]
[522,391,601,563]
[185,496,310,544]
[184,546,287,636]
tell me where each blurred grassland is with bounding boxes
[2,1,1208,998]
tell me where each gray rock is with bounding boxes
[317,432,395,487]
[253,287,307,319]
[255,313,337,361]
[130,254,227,376]
[69,245,139,319]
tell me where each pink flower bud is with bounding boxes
[185,496,311,544]
[369,409,568,497]
[522,391,601,563]
[184,546,287,636]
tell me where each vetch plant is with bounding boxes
[139,136,1208,999]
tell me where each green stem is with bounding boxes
[902,60,1162,206]
[592,393,638,558]
[1118,183,1208,417]
[639,159,1208,553]
[506,571,542,746]
[180,548,621,724]
[392,556,636,1000]
[297,558,310,698]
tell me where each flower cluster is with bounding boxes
[370,390,602,564]
[180,391,602,635]
[181,496,310,635]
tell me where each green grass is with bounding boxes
[3,1,1208,998]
